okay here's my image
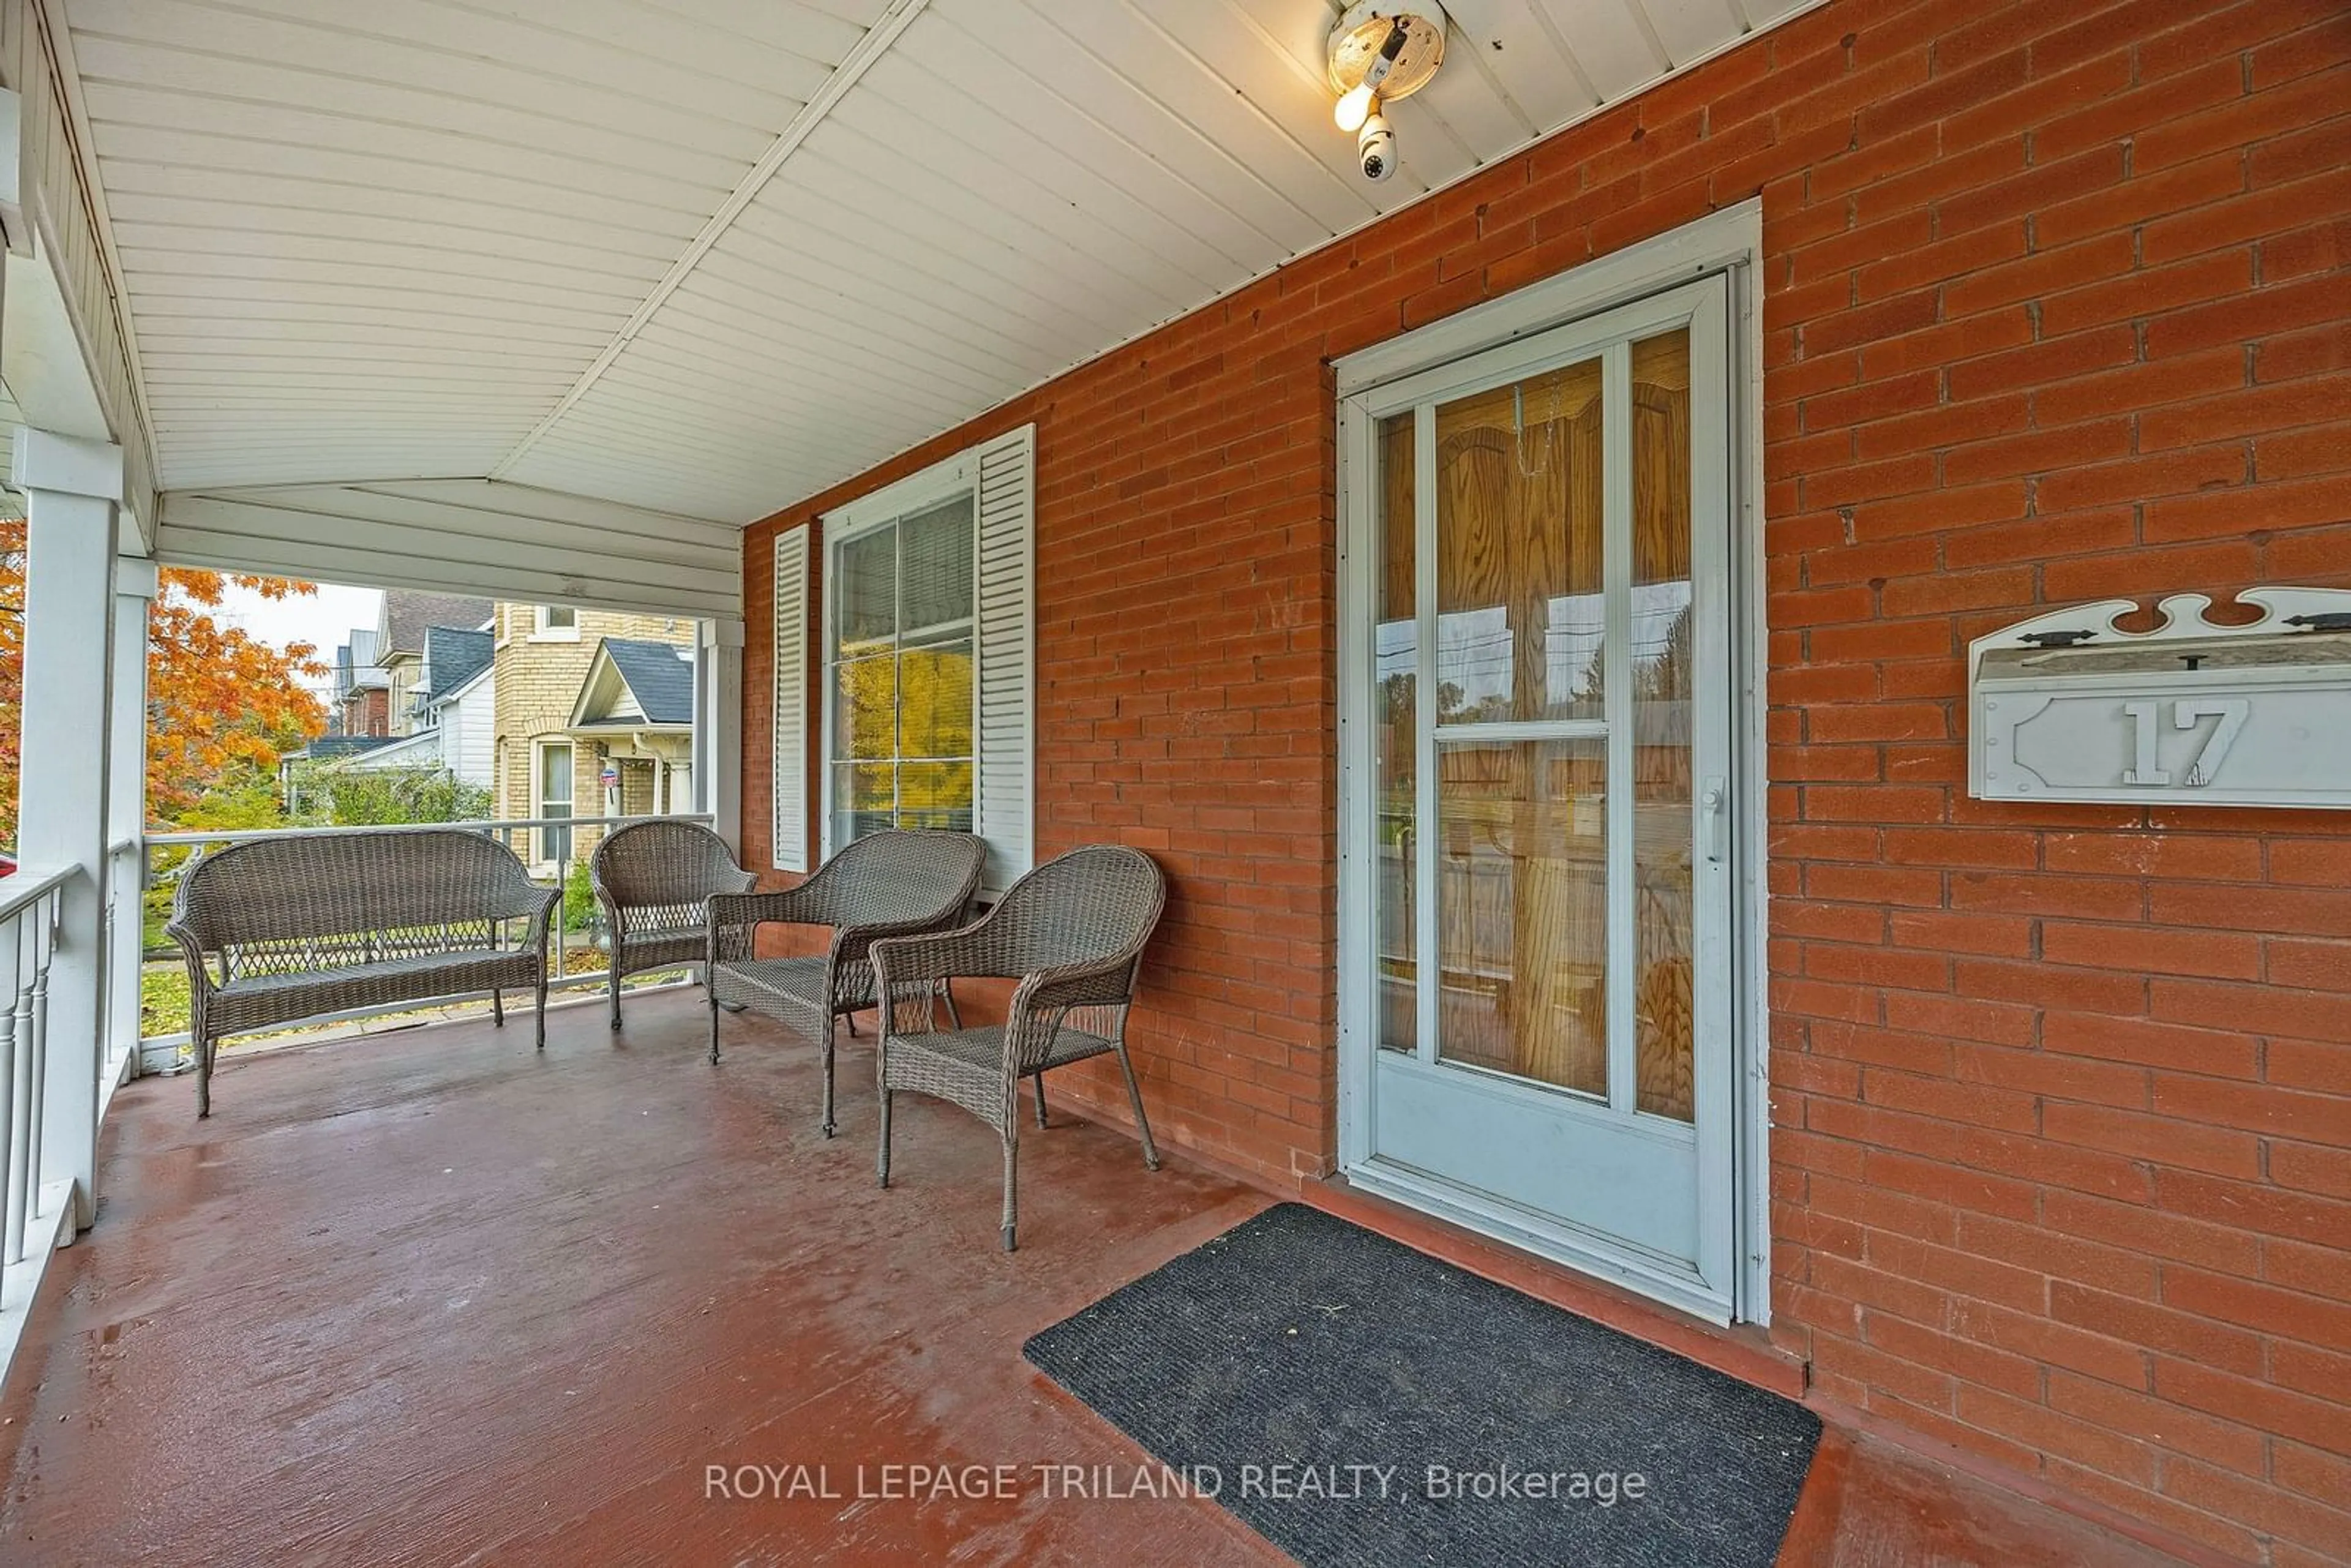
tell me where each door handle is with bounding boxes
[1702,777,1728,865]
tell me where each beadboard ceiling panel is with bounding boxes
[60,0,1818,530]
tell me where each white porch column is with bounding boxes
[10,431,124,1233]
[694,618,743,855]
[107,555,157,1084]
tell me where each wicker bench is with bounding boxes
[167,828,560,1117]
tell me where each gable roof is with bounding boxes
[380,590,493,656]
[571,638,694,729]
[419,626,494,703]
[343,628,386,691]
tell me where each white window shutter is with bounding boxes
[974,426,1035,891]
[771,523,811,874]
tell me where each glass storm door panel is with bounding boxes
[1348,275,1736,1315]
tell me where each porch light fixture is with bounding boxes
[1327,2,1449,179]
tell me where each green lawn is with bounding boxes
[141,962,192,1038]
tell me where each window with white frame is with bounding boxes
[772,426,1035,890]
[534,604,579,639]
[830,493,978,845]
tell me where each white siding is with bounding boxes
[448,677,495,790]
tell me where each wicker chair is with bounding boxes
[590,820,756,1030]
[706,829,986,1136]
[168,829,559,1117]
[869,844,1166,1252]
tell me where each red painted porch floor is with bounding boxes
[0,991,2183,1566]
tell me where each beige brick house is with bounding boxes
[490,602,697,873]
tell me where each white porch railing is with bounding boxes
[135,814,717,1070]
[0,860,90,1382]
[0,865,77,1270]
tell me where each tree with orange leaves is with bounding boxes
[0,521,329,844]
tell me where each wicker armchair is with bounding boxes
[590,820,756,1030]
[707,829,985,1136]
[869,844,1166,1251]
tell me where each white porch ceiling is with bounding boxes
[60,0,1814,527]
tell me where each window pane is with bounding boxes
[539,745,572,804]
[899,640,974,760]
[833,762,894,847]
[896,761,974,832]
[834,655,898,760]
[539,745,574,868]
[1632,327,1696,1123]
[1374,410,1417,1056]
[1433,356,1605,725]
[1435,738,1608,1097]
[836,527,897,653]
[541,605,576,629]
[900,496,975,637]
[828,488,980,856]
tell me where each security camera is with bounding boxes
[1358,113,1396,181]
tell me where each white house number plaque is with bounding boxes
[1969,588,2351,811]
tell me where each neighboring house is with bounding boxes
[489,603,696,873]
[315,590,495,778]
[370,590,493,738]
[342,624,497,788]
[295,606,698,860]
[324,645,349,736]
[332,628,388,739]
[567,638,695,817]
[411,626,495,790]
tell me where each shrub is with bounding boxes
[286,763,493,828]
[562,860,598,934]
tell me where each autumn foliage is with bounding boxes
[0,521,330,844]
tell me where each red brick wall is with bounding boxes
[741,0,2351,1557]
[340,688,388,740]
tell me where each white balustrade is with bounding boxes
[0,866,77,1269]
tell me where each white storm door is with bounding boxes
[1340,274,1740,1321]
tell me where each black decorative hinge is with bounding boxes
[2019,629,2096,648]
[2285,613,2351,632]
